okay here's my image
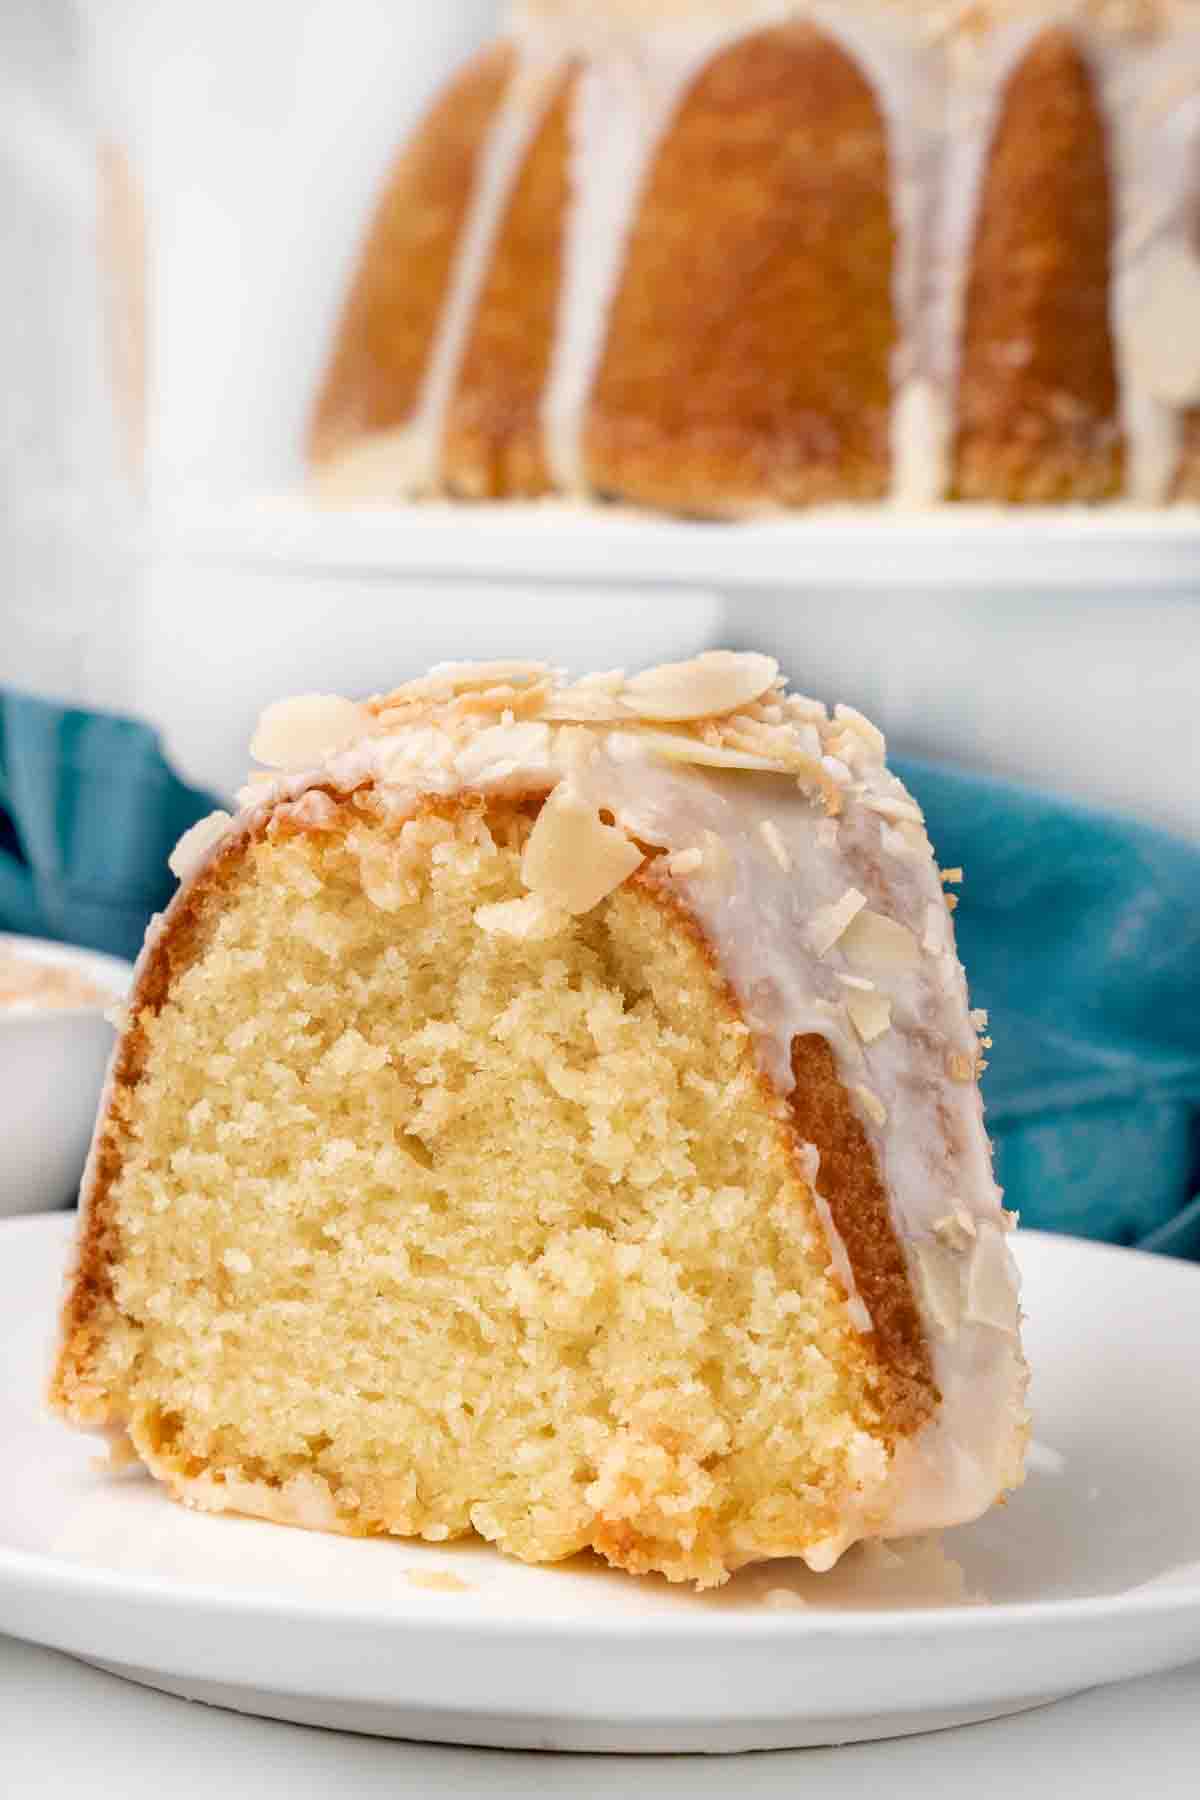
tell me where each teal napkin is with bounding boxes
[0,688,218,964]
[1,689,1196,1257]
[896,756,1200,1260]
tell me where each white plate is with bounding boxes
[149,498,1200,590]
[4,1215,1200,1754]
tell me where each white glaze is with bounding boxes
[165,660,1026,1555]
[346,0,1200,506]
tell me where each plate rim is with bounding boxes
[5,1212,1200,1644]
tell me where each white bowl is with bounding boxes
[0,935,134,1219]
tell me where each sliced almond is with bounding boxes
[667,847,704,876]
[864,793,924,826]
[912,1240,963,1340]
[698,829,734,886]
[620,651,779,723]
[853,1084,888,1127]
[840,908,921,972]
[933,1210,977,1252]
[964,1222,1020,1334]
[637,729,789,774]
[758,819,792,871]
[168,810,234,881]
[521,784,644,915]
[808,888,867,956]
[250,694,369,769]
[832,703,886,757]
[846,989,892,1044]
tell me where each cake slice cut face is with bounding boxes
[52,656,1027,1587]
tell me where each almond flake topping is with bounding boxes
[637,730,789,774]
[521,784,644,915]
[912,1241,963,1340]
[251,694,370,769]
[168,810,234,881]
[964,1223,1020,1335]
[854,1084,888,1126]
[933,1209,978,1252]
[697,829,734,885]
[758,819,792,871]
[941,867,964,886]
[832,703,886,757]
[947,1050,976,1083]
[667,847,704,876]
[809,888,867,956]
[619,651,778,723]
[840,909,921,971]
[834,971,875,991]
[864,793,924,825]
[846,989,893,1044]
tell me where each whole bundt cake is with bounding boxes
[309,0,1200,514]
[52,653,1027,1586]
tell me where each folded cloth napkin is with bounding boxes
[1,689,1196,1257]
[897,756,1200,1261]
[0,688,218,964]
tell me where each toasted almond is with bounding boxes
[521,784,644,915]
[637,729,790,773]
[947,1050,976,1083]
[168,810,234,881]
[912,1240,963,1340]
[863,793,924,825]
[933,1210,977,1252]
[620,651,779,723]
[853,1083,888,1126]
[840,908,921,972]
[808,888,867,956]
[964,1222,1020,1334]
[758,819,792,871]
[846,989,892,1044]
[941,867,964,886]
[667,847,704,876]
[832,703,886,757]
[698,829,735,886]
[250,694,369,769]
[923,903,950,955]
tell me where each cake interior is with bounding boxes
[65,794,898,1585]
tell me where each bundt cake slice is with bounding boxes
[52,654,1028,1587]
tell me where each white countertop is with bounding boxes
[4,1634,1199,1798]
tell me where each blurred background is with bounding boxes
[2,0,1199,1249]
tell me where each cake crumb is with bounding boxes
[406,1569,472,1593]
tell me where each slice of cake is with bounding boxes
[51,654,1027,1586]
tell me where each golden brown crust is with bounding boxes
[1172,411,1200,500]
[585,23,894,515]
[308,44,515,470]
[787,1034,933,1424]
[52,784,934,1448]
[953,28,1122,502]
[441,71,575,497]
